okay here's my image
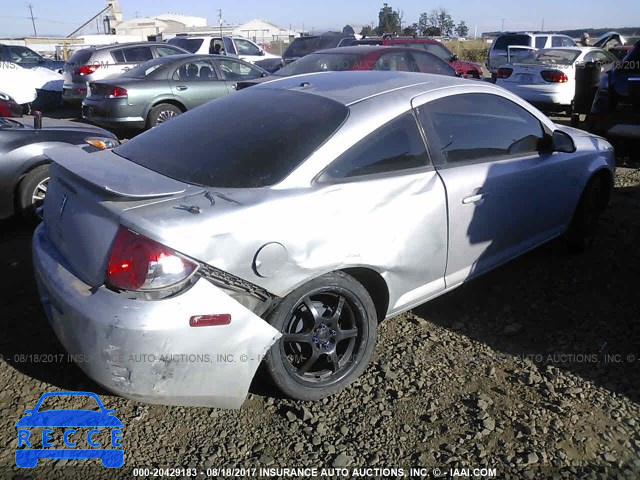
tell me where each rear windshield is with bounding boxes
[114,89,349,188]
[66,49,93,65]
[392,42,452,61]
[167,37,204,53]
[121,58,173,78]
[530,48,581,65]
[284,37,321,58]
[494,34,531,50]
[274,53,363,76]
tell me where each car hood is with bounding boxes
[16,410,123,428]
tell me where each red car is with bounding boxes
[358,37,483,78]
[236,45,458,90]
[0,94,22,117]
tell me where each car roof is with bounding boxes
[252,70,479,106]
[91,42,172,52]
[310,45,436,55]
[385,38,439,44]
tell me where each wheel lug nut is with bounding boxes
[312,336,318,344]
[330,329,336,336]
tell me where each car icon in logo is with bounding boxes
[15,391,123,468]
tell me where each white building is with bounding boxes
[115,13,208,40]
[233,19,298,45]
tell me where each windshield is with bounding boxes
[494,34,531,50]
[275,53,363,76]
[283,37,321,58]
[122,57,174,78]
[167,37,204,53]
[393,42,452,61]
[7,46,43,63]
[525,49,581,65]
[114,89,349,188]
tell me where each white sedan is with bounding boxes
[495,47,617,115]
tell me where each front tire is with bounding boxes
[147,103,182,129]
[567,176,606,252]
[264,272,378,401]
[17,164,49,222]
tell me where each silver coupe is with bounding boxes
[33,71,615,408]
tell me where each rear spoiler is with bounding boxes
[45,145,188,199]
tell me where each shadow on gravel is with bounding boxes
[0,217,107,394]
[414,180,640,404]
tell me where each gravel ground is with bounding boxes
[0,162,639,479]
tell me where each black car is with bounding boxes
[590,40,640,141]
[282,32,356,65]
[0,116,118,220]
[0,44,65,71]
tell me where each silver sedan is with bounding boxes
[33,71,615,408]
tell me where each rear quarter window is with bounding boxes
[111,49,125,62]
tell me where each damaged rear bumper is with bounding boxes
[32,225,281,408]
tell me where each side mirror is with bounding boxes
[258,50,265,56]
[451,54,459,61]
[552,130,576,153]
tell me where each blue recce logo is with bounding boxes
[15,391,124,468]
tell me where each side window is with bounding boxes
[155,46,183,57]
[535,37,547,49]
[172,60,218,81]
[551,37,561,47]
[417,93,544,165]
[111,49,125,62]
[210,39,225,55]
[122,46,153,62]
[410,51,455,75]
[319,112,429,181]
[562,37,576,46]
[373,52,412,71]
[215,58,263,80]
[234,39,261,56]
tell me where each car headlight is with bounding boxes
[85,137,120,150]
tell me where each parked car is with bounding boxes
[0,44,65,72]
[62,42,189,103]
[354,36,483,78]
[590,40,640,140]
[82,54,267,130]
[0,116,118,221]
[0,93,23,117]
[34,71,615,408]
[282,32,356,65]
[487,32,577,78]
[167,35,279,64]
[495,47,617,116]
[236,46,457,90]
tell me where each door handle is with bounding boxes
[231,83,237,90]
[176,85,188,91]
[462,192,486,204]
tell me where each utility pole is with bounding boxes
[28,4,37,36]
[217,9,223,38]
[501,18,505,31]
[541,18,545,31]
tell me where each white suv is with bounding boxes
[487,32,577,78]
[167,36,280,64]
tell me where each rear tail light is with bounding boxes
[497,67,513,79]
[107,86,128,98]
[74,64,100,76]
[540,70,568,83]
[105,227,197,293]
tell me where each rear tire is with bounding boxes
[264,272,378,401]
[147,103,182,129]
[566,176,606,253]
[17,164,49,222]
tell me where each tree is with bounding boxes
[418,13,429,35]
[404,23,418,36]
[455,21,469,37]
[376,3,401,35]
[342,25,355,35]
[426,7,455,37]
[360,25,374,37]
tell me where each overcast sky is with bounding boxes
[1,0,639,37]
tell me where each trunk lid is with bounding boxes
[42,146,193,287]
